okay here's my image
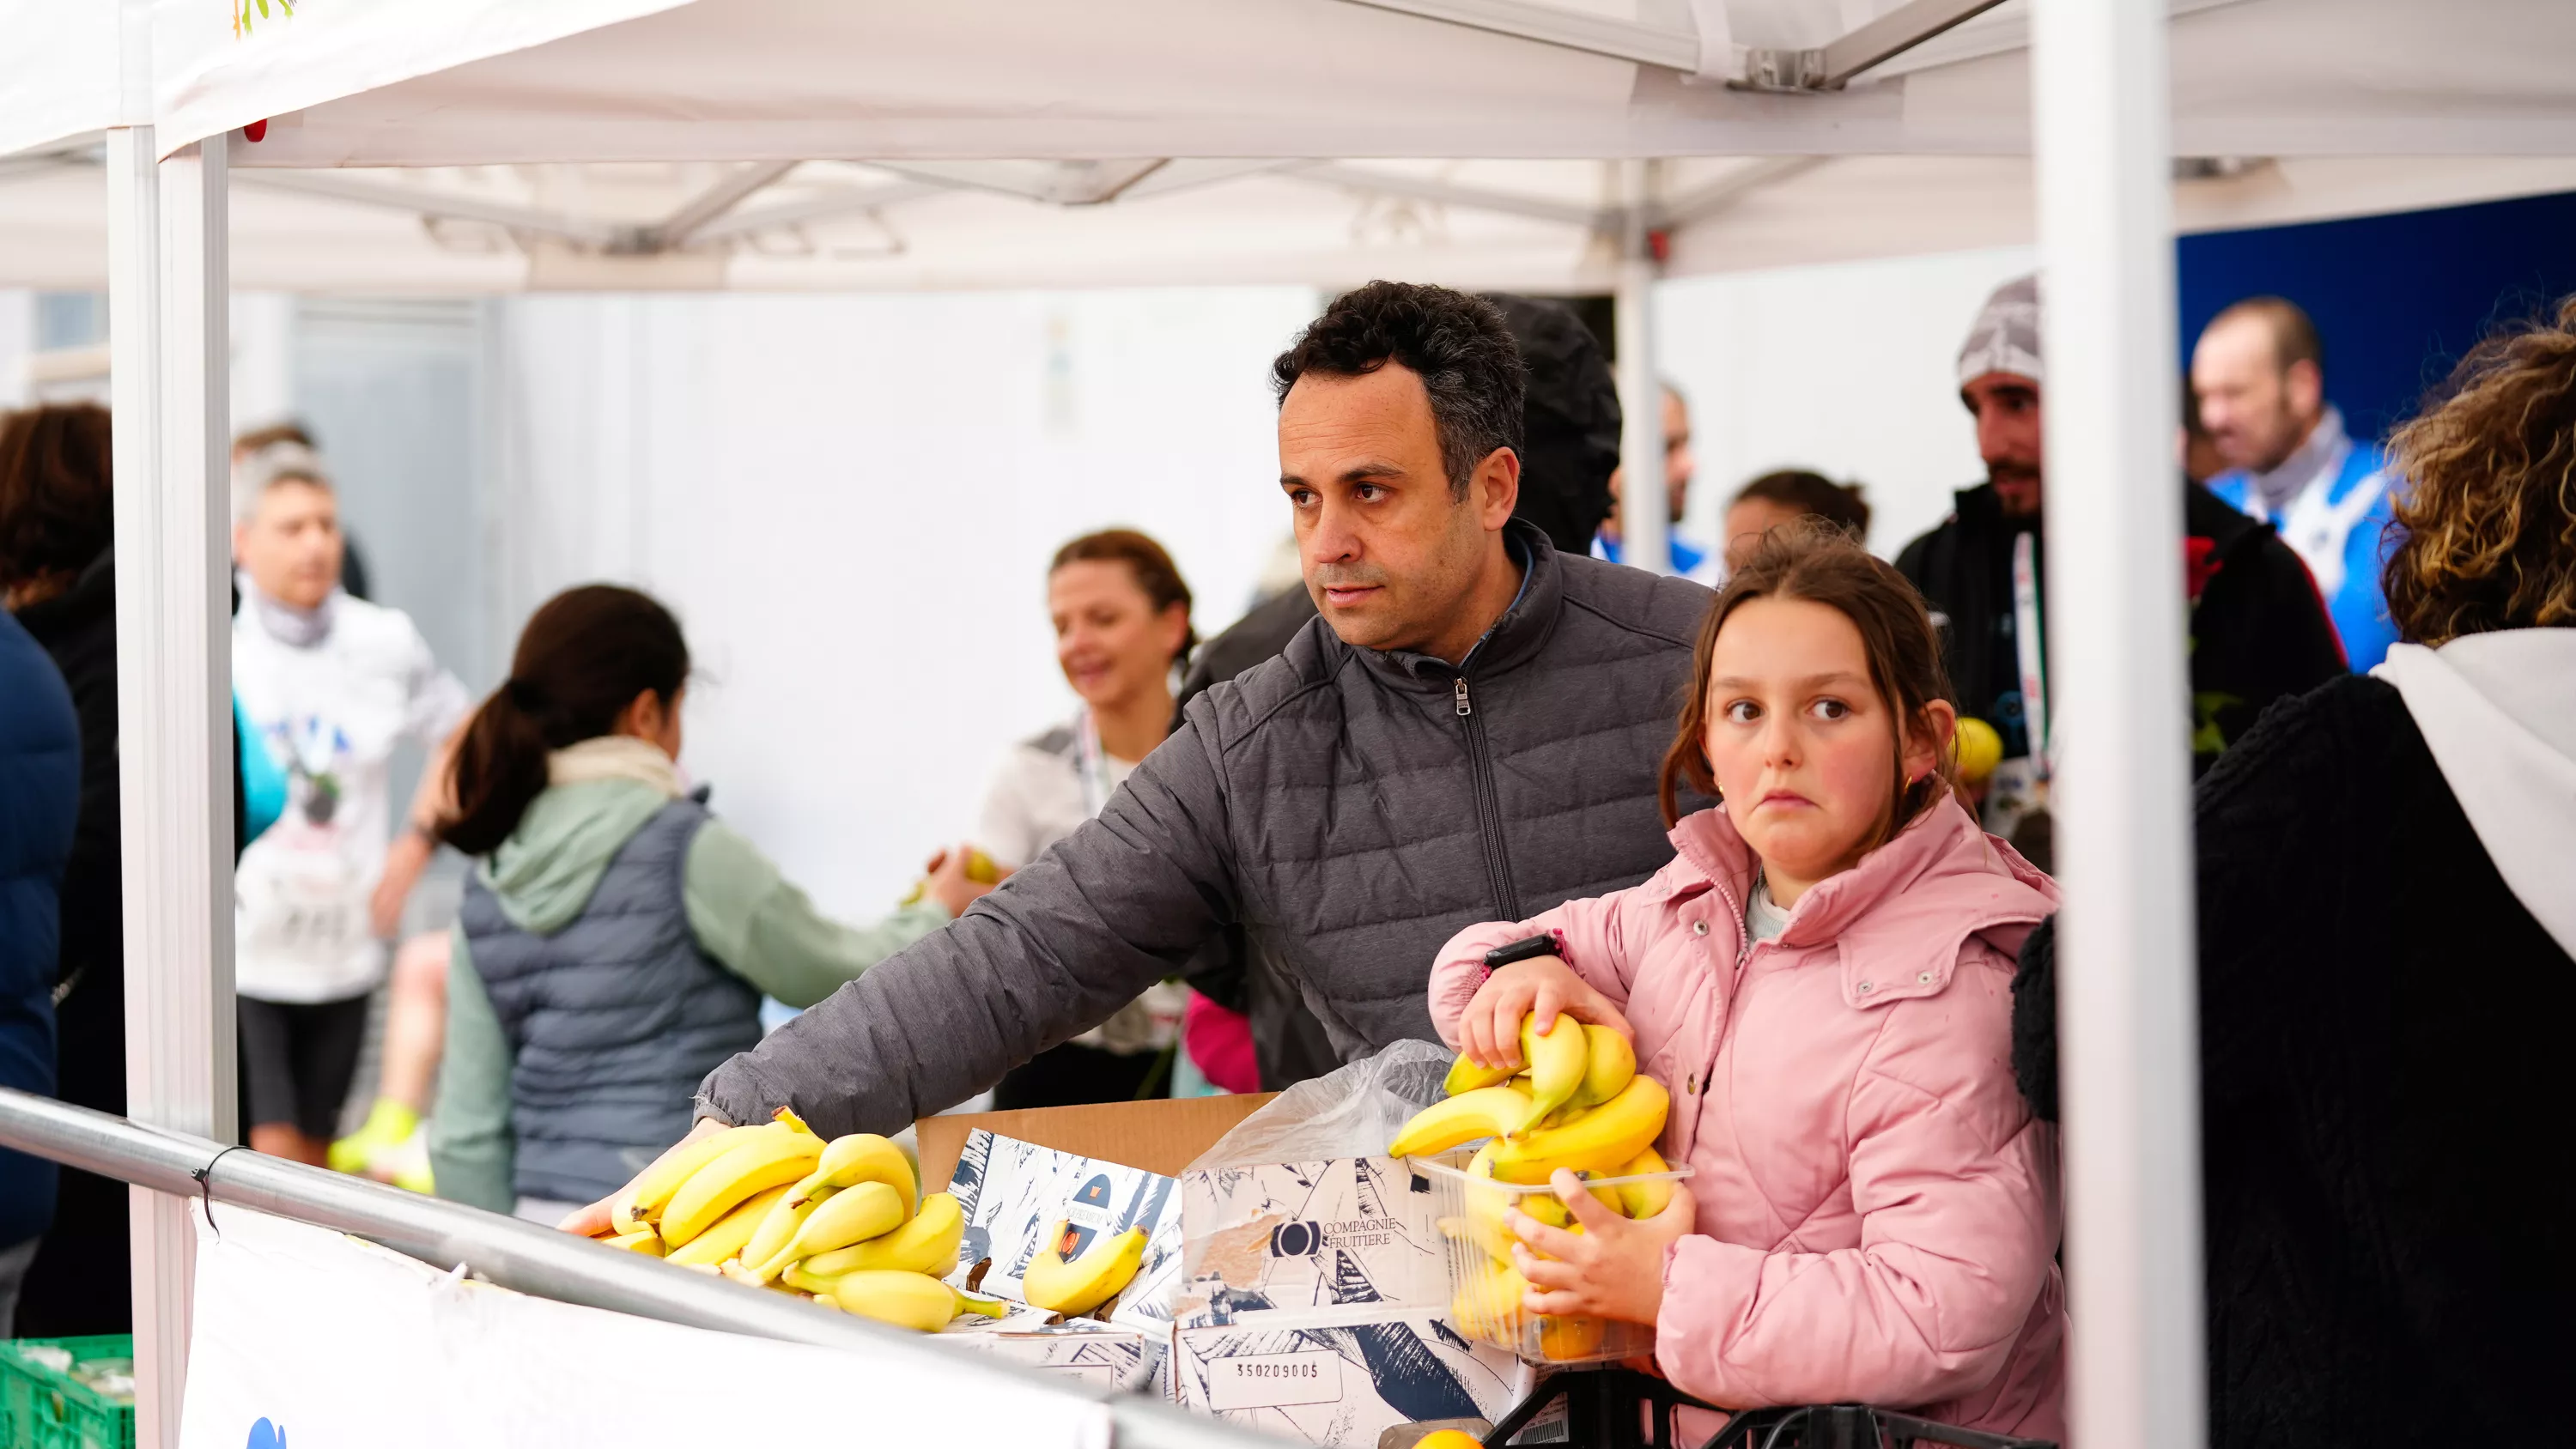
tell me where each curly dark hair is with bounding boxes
[2382,294,2576,644]
[0,403,114,594]
[1271,281,1524,500]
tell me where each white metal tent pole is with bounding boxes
[110,130,236,1449]
[1612,158,1669,575]
[2029,2,2206,1448]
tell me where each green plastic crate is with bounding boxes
[0,1337,137,1449]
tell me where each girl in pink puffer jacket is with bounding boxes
[1429,522,2065,1442]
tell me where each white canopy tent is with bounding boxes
[9,150,2576,293]
[10,2,2572,1446]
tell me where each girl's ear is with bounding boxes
[1907,698,1958,784]
[613,688,664,743]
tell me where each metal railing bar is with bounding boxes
[0,1088,1266,1449]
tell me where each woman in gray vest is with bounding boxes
[425,585,994,1222]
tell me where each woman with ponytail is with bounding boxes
[427,585,994,1221]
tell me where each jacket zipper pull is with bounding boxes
[1454,677,1473,717]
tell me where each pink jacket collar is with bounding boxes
[1666,793,2060,1009]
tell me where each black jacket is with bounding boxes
[1896,482,2040,758]
[2012,676,2570,1448]
[1896,482,2344,773]
[9,547,131,1335]
[705,525,1712,1134]
[1170,586,1342,1090]
[2179,482,2348,767]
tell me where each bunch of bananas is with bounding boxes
[591,1108,1005,1333]
[1388,1015,1670,1179]
[1386,1016,1680,1359]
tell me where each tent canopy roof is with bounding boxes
[8,149,2576,294]
[8,0,2575,293]
[11,0,2576,167]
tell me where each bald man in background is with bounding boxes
[2192,298,2400,671]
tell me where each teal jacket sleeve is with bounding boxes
[427,925,519,1214]
[683,820,951,1010]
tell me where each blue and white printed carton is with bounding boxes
[936,1129,1185,1392]
[1175,1155,1448,1326]
[1170,1307,1547,1446]
[937,1302,1164,1394]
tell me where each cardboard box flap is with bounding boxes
[945,1128,1191,1331]
[917,1093,1276,1193]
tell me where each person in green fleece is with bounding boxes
[425,585,996,1221]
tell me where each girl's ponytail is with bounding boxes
[439,682,556,857]
[435,585,690,857]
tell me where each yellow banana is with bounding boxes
[772,1105,821,1140]
[741,1184,835,1272]
[752,1180,908,1282]
[1517,1014,1589,1125]
[1020,1222,1150,1317]
[659,1131,823,1246]
[1387,1084,1536,1159]
[602,1228,665,1257]
[800,1191,965,1278]
[1442,1051,1515,1097]
[613,1121,793,1229]
[1612,1146,1677,1219]
[1456,1143,1516,1262]
[899,849,1001,906]
[664,1183,791,1267]
[1486,1075,1669,1185]
[786,1133,916,1215]
[1566,1026,1635,1109]
[1449,1252,1604,1361]
[817,1270,1009,1333]
[781,1260,846,1296]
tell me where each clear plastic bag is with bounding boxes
[1185,1038,1451,1172]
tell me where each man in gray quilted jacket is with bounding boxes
[654,282,1711,1159]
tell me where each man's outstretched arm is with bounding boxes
[696,703,1241,1138]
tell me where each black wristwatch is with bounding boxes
[1481,934,1559,973]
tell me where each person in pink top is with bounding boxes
[1427,519,2067,1441]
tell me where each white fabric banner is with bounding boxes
[0,0,117,159]
[177,1206,1112,1449]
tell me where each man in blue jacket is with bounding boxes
[2193,296,2400,671]
[0,606,76,1328]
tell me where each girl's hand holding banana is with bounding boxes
[1460,956,1632,1072]
[1507,1168,1697,1327]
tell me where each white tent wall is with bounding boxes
[1657,244,2038,561]
[0,290,31,404]
[5,246,2078,901]
[480,287,1317,909]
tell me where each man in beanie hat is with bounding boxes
[1899,276,2342,854]
[1897,276,2053,838]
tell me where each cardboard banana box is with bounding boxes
[1176,1154,1448,1326]
[1171,1305,1558,1446]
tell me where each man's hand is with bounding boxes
[1510,1171,1696,1326]
[371,828,434,939]
[922,844,1005,919]
[557,1118,730,1237]
[1460,956,1631,1070]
